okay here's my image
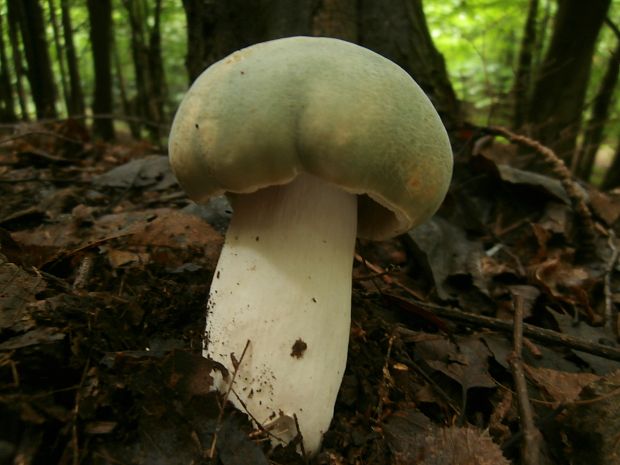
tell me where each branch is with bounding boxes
[605,17,620,41]
[485,126,597,260]
[509,295,542,465]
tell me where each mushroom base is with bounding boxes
[204,173,357,455]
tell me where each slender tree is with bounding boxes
[112,30,140,138]
[7,0,29,119]
[60,0,85,116]
[123,0,166,141]
[48,0,70,115]
[576,20,620,180]
[526,0,611,162]
[9,0,57,118]
[87,0,115,139]
[0,11,16,121]
[513,0,539,129]
[147,0,166,128]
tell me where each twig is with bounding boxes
[604,229,619,334]
[509,295,542,465]
[391,346,461,415]
[293,413,308,462]
[208,340,251,460]
[0,130,86,146]
[387,292,620,361]
[356,252,620,361]
[0,113,170,130]
[70,359,91,465]
[353,268,395,281]
[230,390,287,444]
[605,17,620,40]
[485,126,597,259]
[375,334,395,422]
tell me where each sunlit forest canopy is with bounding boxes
[1,0,620,186]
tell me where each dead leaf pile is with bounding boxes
[1,121,620,464]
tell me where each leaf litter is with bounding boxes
[1,120,620,464]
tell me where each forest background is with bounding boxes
[2,0,620,187]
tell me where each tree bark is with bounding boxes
[60,0,85,116]
[181,0,313,82]
[513,0,538,129]
[9,0,57,118]
[87,0,115,139]
[312,0,357,41]
[526,0,610,162]
[0,11,16,122]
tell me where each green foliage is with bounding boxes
[425,0,538,123]
[425,0,620,140]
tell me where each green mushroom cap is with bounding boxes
[169,36,453,240]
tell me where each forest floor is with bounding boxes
[1,120,620,465]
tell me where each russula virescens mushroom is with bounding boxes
[168,36,452,455]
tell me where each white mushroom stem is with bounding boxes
[205,173,357,454]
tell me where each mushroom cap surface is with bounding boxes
[169,36,453,239]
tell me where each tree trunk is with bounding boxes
[575,27,620,181]
[9,0,57,118]
[124,0,149,138]
[147,0,166,135]
[526,0,610,162]
[513,0,538,129]
[6,2,28,120]
[180,0,460,129]
[48,0,70,115]
[312,0,357,41]
[533,0,552,72]
[181,0,313,82]
[123,0,167,142]
[357,0,462,130]
[60,0,84,116]
[0,11,16,122]
[87,0,115,139]
[112,31,140,138]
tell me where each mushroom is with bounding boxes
[168,36,452,455]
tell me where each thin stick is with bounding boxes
[485,126,597,258]
[604,229,619,333]
[375,334,395,422]
[208,340,251,459]
[71,359,91,465]
[356,253,620,361]
[387,292,620,361]
[293,413,308,462]
[230,390,286,443]
[509,295,542,465]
